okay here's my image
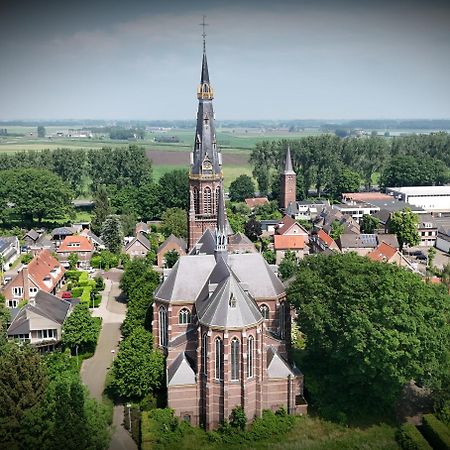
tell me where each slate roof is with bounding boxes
[51,227,74,238]
[188,229,216,255]
[167,352,196,386]
[157,234,186,254]
[25,229,40,241]
[277,215,297,235]
[125,232,151,251]
[283,146,295,175]
[377,234,399,249]
[7,291,71,336]
[338,233,378,249]
[267,346,296,379]
[373,209,391,224]
[81,229,105,246]
[197,261,263,329]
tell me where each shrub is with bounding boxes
[421,414,450,450]
[80,286,92,304]
[65,270,82,282]
[94,276,105,291]
[230,406,247,430]
[71,287,84,298]
[78,272,89,286]
[396,423,432,450]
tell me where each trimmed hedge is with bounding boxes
[422,414,450,450]
[396,423,432,450]
[65,270,82,281]
[71,287,84,297]
[78,271,89,286]
[80,286,92,304]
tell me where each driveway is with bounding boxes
[80,269,137,450]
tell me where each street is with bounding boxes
[80,269,137,450]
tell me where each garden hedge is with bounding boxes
[395,423,432,450]
[421,414,450,450]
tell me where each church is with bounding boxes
[152,39,307,429]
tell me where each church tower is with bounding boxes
[188,37,224,249]
[280,146,296,210]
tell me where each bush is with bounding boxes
[65,270,82,282]
[71,287,84,298]
[421,414,450,450]
[396,423,432,450]
[94,276,105,291]
[80,286,92,304]
[78,271,89,286]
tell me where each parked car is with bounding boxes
[61,291,72,299]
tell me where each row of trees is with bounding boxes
[250,133,450,200]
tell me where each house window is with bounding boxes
[247,336,254,378]
[178,308,191,324]
[260,304,269,320]
[13,287,23,297]
[204,187,212,215]
[202,333,208,376]
[17,333,29,342]
[29,287,38,296]
[159,306,168,347]
[231,337,240,381]
[37,329,57,340]
[8,299,18,308]
[215,337,223,380]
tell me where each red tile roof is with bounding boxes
[277,215,296,235]
[317,229,335,248]
[367,242,398,262]
[342,192,392,201]
[57,235,94,253]
[244,197,269,208]
[274,235,305,250]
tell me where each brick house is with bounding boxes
[157,234,187,267]
[273,215,309,263]
[367,241,415,271]
[125,232,152,259]
[2,250,65,308]
[310,229,340,254]
[57,235,94,269]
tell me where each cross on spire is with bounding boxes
[200,15,208,51]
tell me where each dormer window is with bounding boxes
[229,293,236,308]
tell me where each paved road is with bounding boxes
[80,269,137,450]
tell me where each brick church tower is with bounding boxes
[280,146,296,210]
[188,40,224,249]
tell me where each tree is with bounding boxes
[329,168,361,200]
[164,250,179,268]
[62,304,101,353]
[229,175,256,202]
[91,185,111,235]
[68,252,79,270]
[101,214,124,254]
[360,214,379,234]
[0,343,48,446]
[330,220,345,241]
[244,218,262,242]
[428,247,437,270]
[278,250,297,280]
[157,169,189,211]
[0,294,10,335]
[109,326,164,400]
[0,168,72,224]
[263,249,276,264]
[389,208,420,250]
[37,126,46,138]
[160,207,187,239]
[288,253,450,419]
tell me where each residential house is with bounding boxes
[80,228,105,251]
[228,232,257,254]
[157,234,187,267]
[309,229,340,254]
[0,236,20,270]
[7,290,78,351]
[244,197,269,209]
[295,199,328,221]
[337,234,378,256]
[51,226,74,247]
[2,250,65,308]
[273,215,309,263]
[125,232,152,259]
[24,229,41,248]
[135,221,150,235]
[260,219,281,237]
[417,214,437,247]
[57,235,94,269]
[367,242,415,271]
[314,207,360,235]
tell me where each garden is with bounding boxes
[64,269,105,307]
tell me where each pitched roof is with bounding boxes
[198,261,262,329]
[157,234,186,254]
[274,235,305,250]
[135,221,150,234]
[57,235,94,252]
[377,234,399,249]
[317,229,335,248]
[167,352,196,386]
[367,241,398,262]
[0,236,17,254]
[337,233,378,249]
[188,229,216,255]
[244,197,269,208]
[276,215,297,235]
[80,229,105,246]
[7,291,71,336]
[25,229,40,241]
[125,231,151,251]
[51,227,74,238]
[267,346,295,378]
[283,146,295,175]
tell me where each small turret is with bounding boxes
[215,184,227,255]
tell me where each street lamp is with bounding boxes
[126,403,132,432]
[111,349,115,361]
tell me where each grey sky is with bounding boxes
[1,0,449,120]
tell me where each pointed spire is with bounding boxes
[201,50,210,84]
[284,146,295,175]
[215,183,227,255]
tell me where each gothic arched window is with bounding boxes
[178,308,191,325]
[193,187,200,214]
[215,337,223,380]
[231,337,240,381]
[204,187,212,215]
[202,333,208,376]
[159,306,168,347]
[279,302,286,339]
[247,335,254,378]
[215,187,220,212]
[260,304,269,320]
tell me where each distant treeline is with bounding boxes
[2,119,450,130]
[80,126,145,140]
[250,132,450,198]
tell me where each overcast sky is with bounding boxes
[1,0,449,121]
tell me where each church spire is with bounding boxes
[284,146,295,175]
[215,184,227,255]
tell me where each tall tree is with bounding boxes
[229,174,256,202]
[160,207,187,239]
[91,185,111,235]
[278,250,298,280]
[389,208,420,250]
[157,169,189,210]
[101,214,124,254]
[329,168,361,200]
[164,249,180,268]
[360,214,379,234]
[37,126,46,138]
[244,218,262,242]
[288,253,450,419]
